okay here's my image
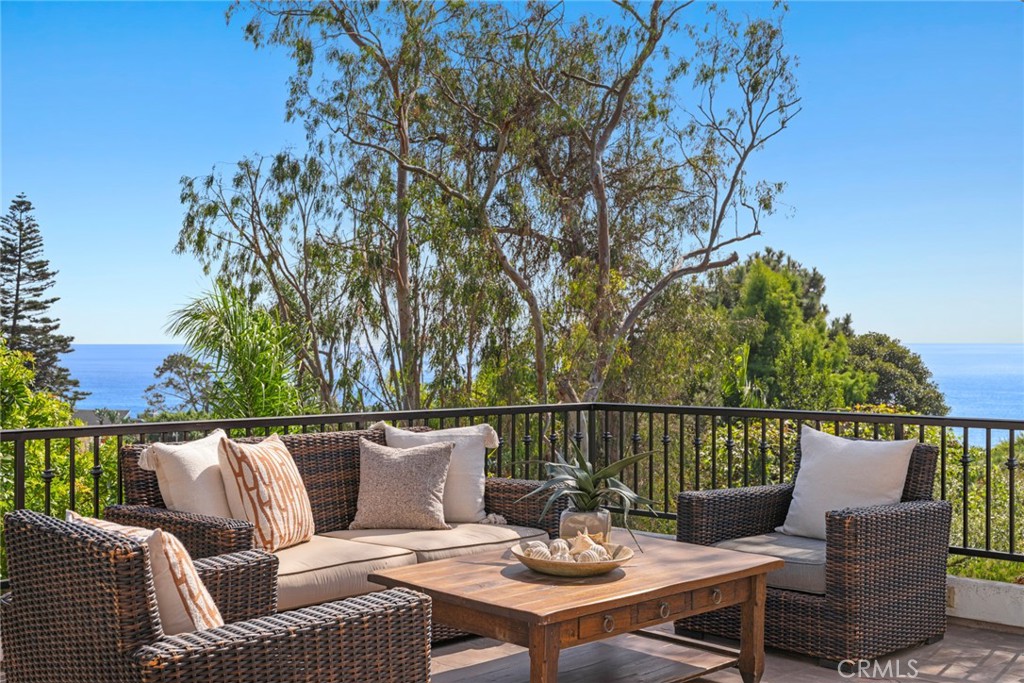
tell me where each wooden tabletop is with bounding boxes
[369,534,783,626]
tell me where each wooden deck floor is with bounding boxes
[432,620,1024,683]
[1,619,1019,681]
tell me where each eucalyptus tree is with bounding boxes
[513,1,800,401]
[223,0,799,409]
[177,153,356,411]
[234,1,471,410]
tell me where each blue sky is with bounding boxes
[2,1,1022,344]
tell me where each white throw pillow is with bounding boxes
[66,511,224,634]
[777,426,917,540]
[377,422,498,523]
[139,429,232,518]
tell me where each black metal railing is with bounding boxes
[2,403,1021,579]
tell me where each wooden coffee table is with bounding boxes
[370,534,783,683]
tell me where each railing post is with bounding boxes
[587,403,597,465]
[14,438,26,510]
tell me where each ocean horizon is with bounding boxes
[62,342,1023,422]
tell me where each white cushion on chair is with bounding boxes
[777,426,916,539]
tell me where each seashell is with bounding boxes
[551,551,572,562]
[548,539,571,555]
[576,548,604,563]
[591,545,611,561]
[569,531,600,556]
[524,545,551,560]
[523,540,548,552]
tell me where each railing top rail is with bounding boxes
[0,403,594,441]
[3,401,1020,442]
[590,403,1024,430]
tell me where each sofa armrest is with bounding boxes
[131,588,431,683]
[676,483,794,546]
[104,505,254,559]
[485,477,568,537]
[193,550,278,623]
[825,500,952,608]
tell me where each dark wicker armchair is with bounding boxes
[0,509,432,683]
[675,439,952,665]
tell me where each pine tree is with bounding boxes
[0,193,86,404]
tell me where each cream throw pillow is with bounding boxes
[378,422,497,523]
[350,438,453,530]
[218,434,315,552]
[777,426,917,539]
[138,429,232,518]
[67,511,223,634]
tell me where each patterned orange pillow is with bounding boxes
[66,511,223,634]
[219,434,315,551]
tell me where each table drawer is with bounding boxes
[636,594,691,623]
[691,580,746,610]
[578,606,633,639]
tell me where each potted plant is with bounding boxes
[518,448,656,547]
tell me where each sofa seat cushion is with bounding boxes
[714,532,826,595]
[275,535,417,611]
[326,523,547,563]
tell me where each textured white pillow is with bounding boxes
[777,427,917,539]
[139,429,232,518]
[67,511,223,634]
[378,422,498,523]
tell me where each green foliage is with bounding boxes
[0,337,74,429]
[0,338,122,575]
[0,193,85,404]
[724,258,874,409]
[947,556,1024,584]
[518,448,656,542]
[168,282,313,418]
[847,332,949,415]
[143,352,215,416]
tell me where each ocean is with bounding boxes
[64,344,183,416]
[62,343,1024,421]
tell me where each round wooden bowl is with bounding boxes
[510,542,634,577]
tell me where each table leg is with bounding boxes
[528,624,560,683]
[738,574,767,683]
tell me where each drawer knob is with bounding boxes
[603,615,616,633]
[659,601,671,619]
[712,588,723,605]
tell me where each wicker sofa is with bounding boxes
[674,439,952,664]
[104,428,564,637]
[1,509,432,683]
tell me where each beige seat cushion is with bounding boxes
[327,523,548,563]
[275,535,417,611]
[715,532,826,595]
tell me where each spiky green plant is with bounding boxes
[517,448,657,548]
